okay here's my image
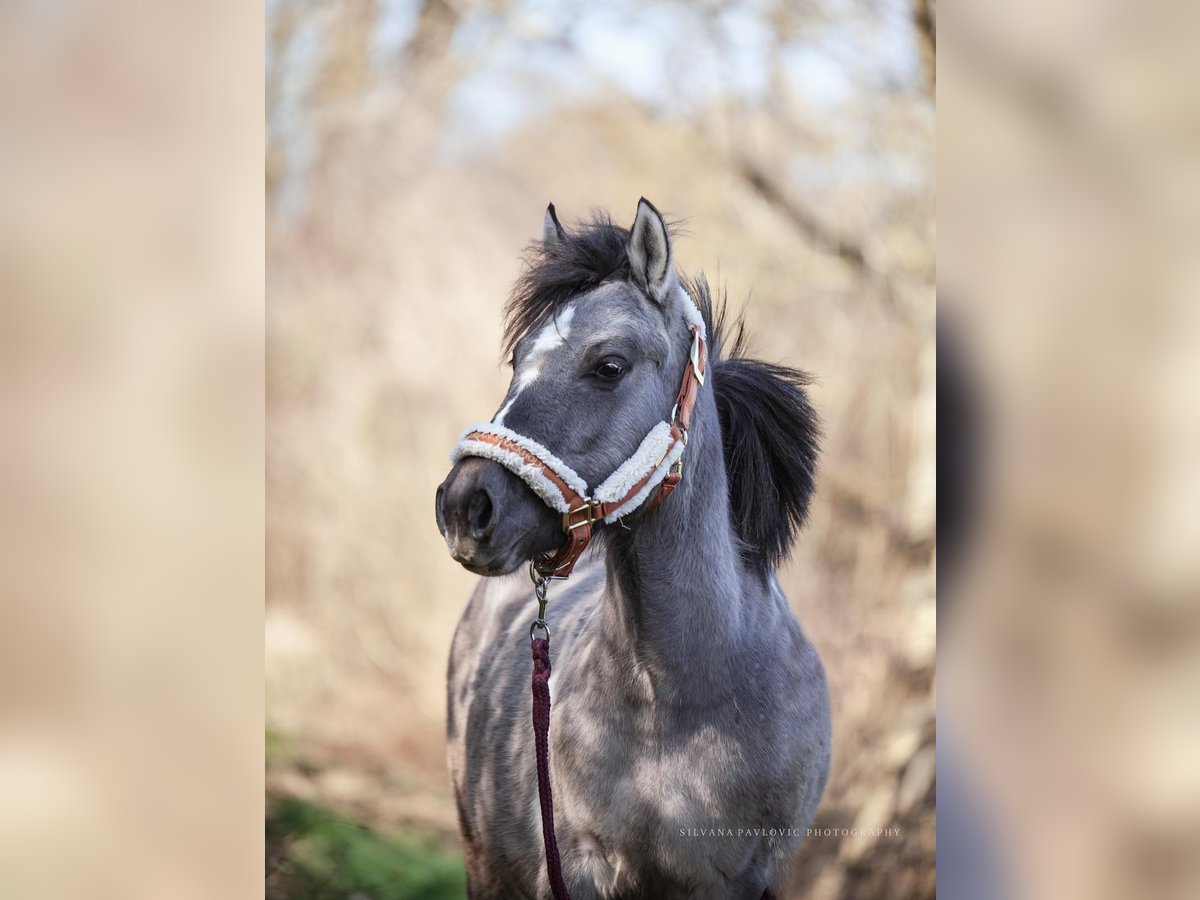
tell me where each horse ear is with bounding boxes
[627,197,674,303]
[542,203,566,245]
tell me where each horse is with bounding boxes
[435,198,831,899]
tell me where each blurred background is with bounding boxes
[265,0,936,897]
[4,1,1196,899]
[1,3,264,899]
[938,2,1200,898]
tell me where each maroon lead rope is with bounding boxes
[531,636,572,900]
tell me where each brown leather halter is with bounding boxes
[459,325,708,582]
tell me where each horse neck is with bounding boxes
[599,382,751,704]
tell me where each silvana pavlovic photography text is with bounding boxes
[679,827,904,839]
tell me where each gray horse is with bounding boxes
[435,199,831,899]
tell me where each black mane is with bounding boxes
[689,276,821,575]
[505,212,820,573]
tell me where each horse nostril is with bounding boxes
[467,488,495,540]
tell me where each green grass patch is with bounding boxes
[265,726,290,762]
[267,794,466,900]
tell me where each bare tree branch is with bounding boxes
[911,0,936,94]
[735,157,868,269]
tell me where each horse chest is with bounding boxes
[551,698,762,885]
[554,761,765,897]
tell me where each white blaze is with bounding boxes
[493,306,574,426]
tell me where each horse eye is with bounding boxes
[593,357,626,381]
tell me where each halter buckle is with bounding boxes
[689,331,705,385]
[564,498,600,531]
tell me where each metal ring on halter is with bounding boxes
[529,618,551,644]
[669,405,689,445]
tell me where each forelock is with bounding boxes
[502,212,631,358]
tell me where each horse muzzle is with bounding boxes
[435,457,563,576]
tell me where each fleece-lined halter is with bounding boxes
[450,293,708,581]
[448,290,708,900]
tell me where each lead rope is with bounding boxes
[529,573,572,900]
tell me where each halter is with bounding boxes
[450,308,708,587]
